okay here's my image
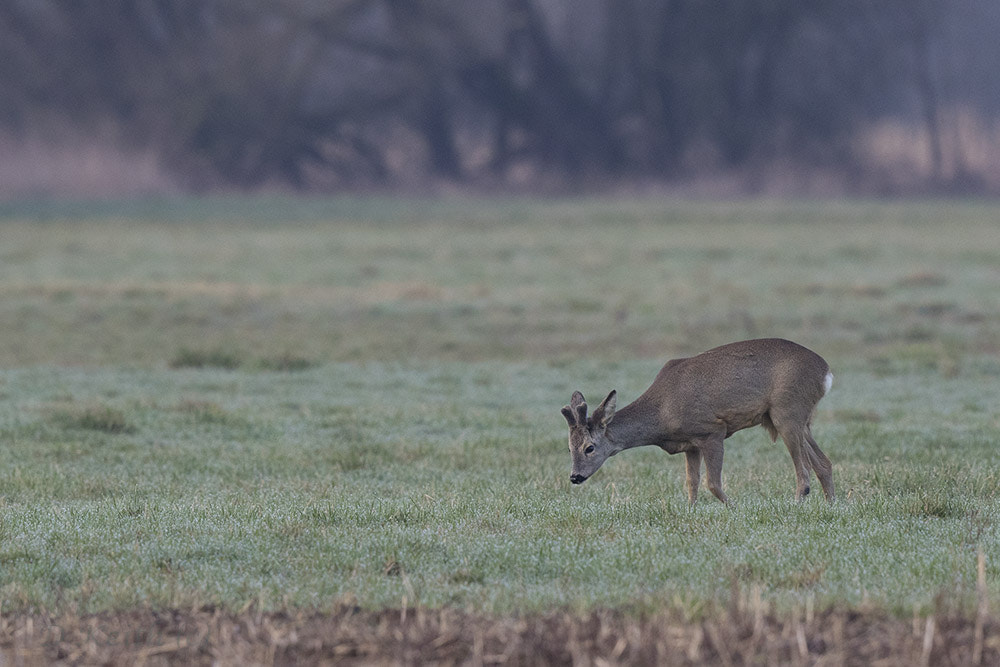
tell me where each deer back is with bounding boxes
[636,338,830,436]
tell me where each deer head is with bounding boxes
[561,389,617,484]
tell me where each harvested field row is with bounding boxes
[1,606,997,666]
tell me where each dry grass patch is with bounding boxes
[0,606,996,666]
[48,404,137,435]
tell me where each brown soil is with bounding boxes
[1,606,996,665]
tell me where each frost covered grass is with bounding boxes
[1,360,997,615]
[0,197,999,616]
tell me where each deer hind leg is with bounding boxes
[699,436,729,505]
[805,425,835,502]
[772,412,813,501]
[684,449,703,505]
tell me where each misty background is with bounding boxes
[1,0,999,199]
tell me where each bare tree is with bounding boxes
[1,0,996,192]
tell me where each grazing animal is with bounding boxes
[561,338,834,504]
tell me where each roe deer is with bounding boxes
[561,338,834,504]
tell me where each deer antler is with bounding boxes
[561,391,588,426]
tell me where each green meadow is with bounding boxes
[0,198,998,615]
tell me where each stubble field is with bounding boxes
[1,197,998,663]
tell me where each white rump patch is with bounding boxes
[823,371,834,395]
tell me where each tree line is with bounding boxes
[2,0,997,192]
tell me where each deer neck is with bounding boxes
[605,400,662,453]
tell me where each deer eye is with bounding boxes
[584,445,595,455]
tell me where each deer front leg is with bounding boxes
[684,449,702,505]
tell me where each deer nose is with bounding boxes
[570,474,587,484]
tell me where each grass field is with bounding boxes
[1,197,999,662]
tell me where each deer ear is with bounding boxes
[561,405,576,426]
[592,390,617,430]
